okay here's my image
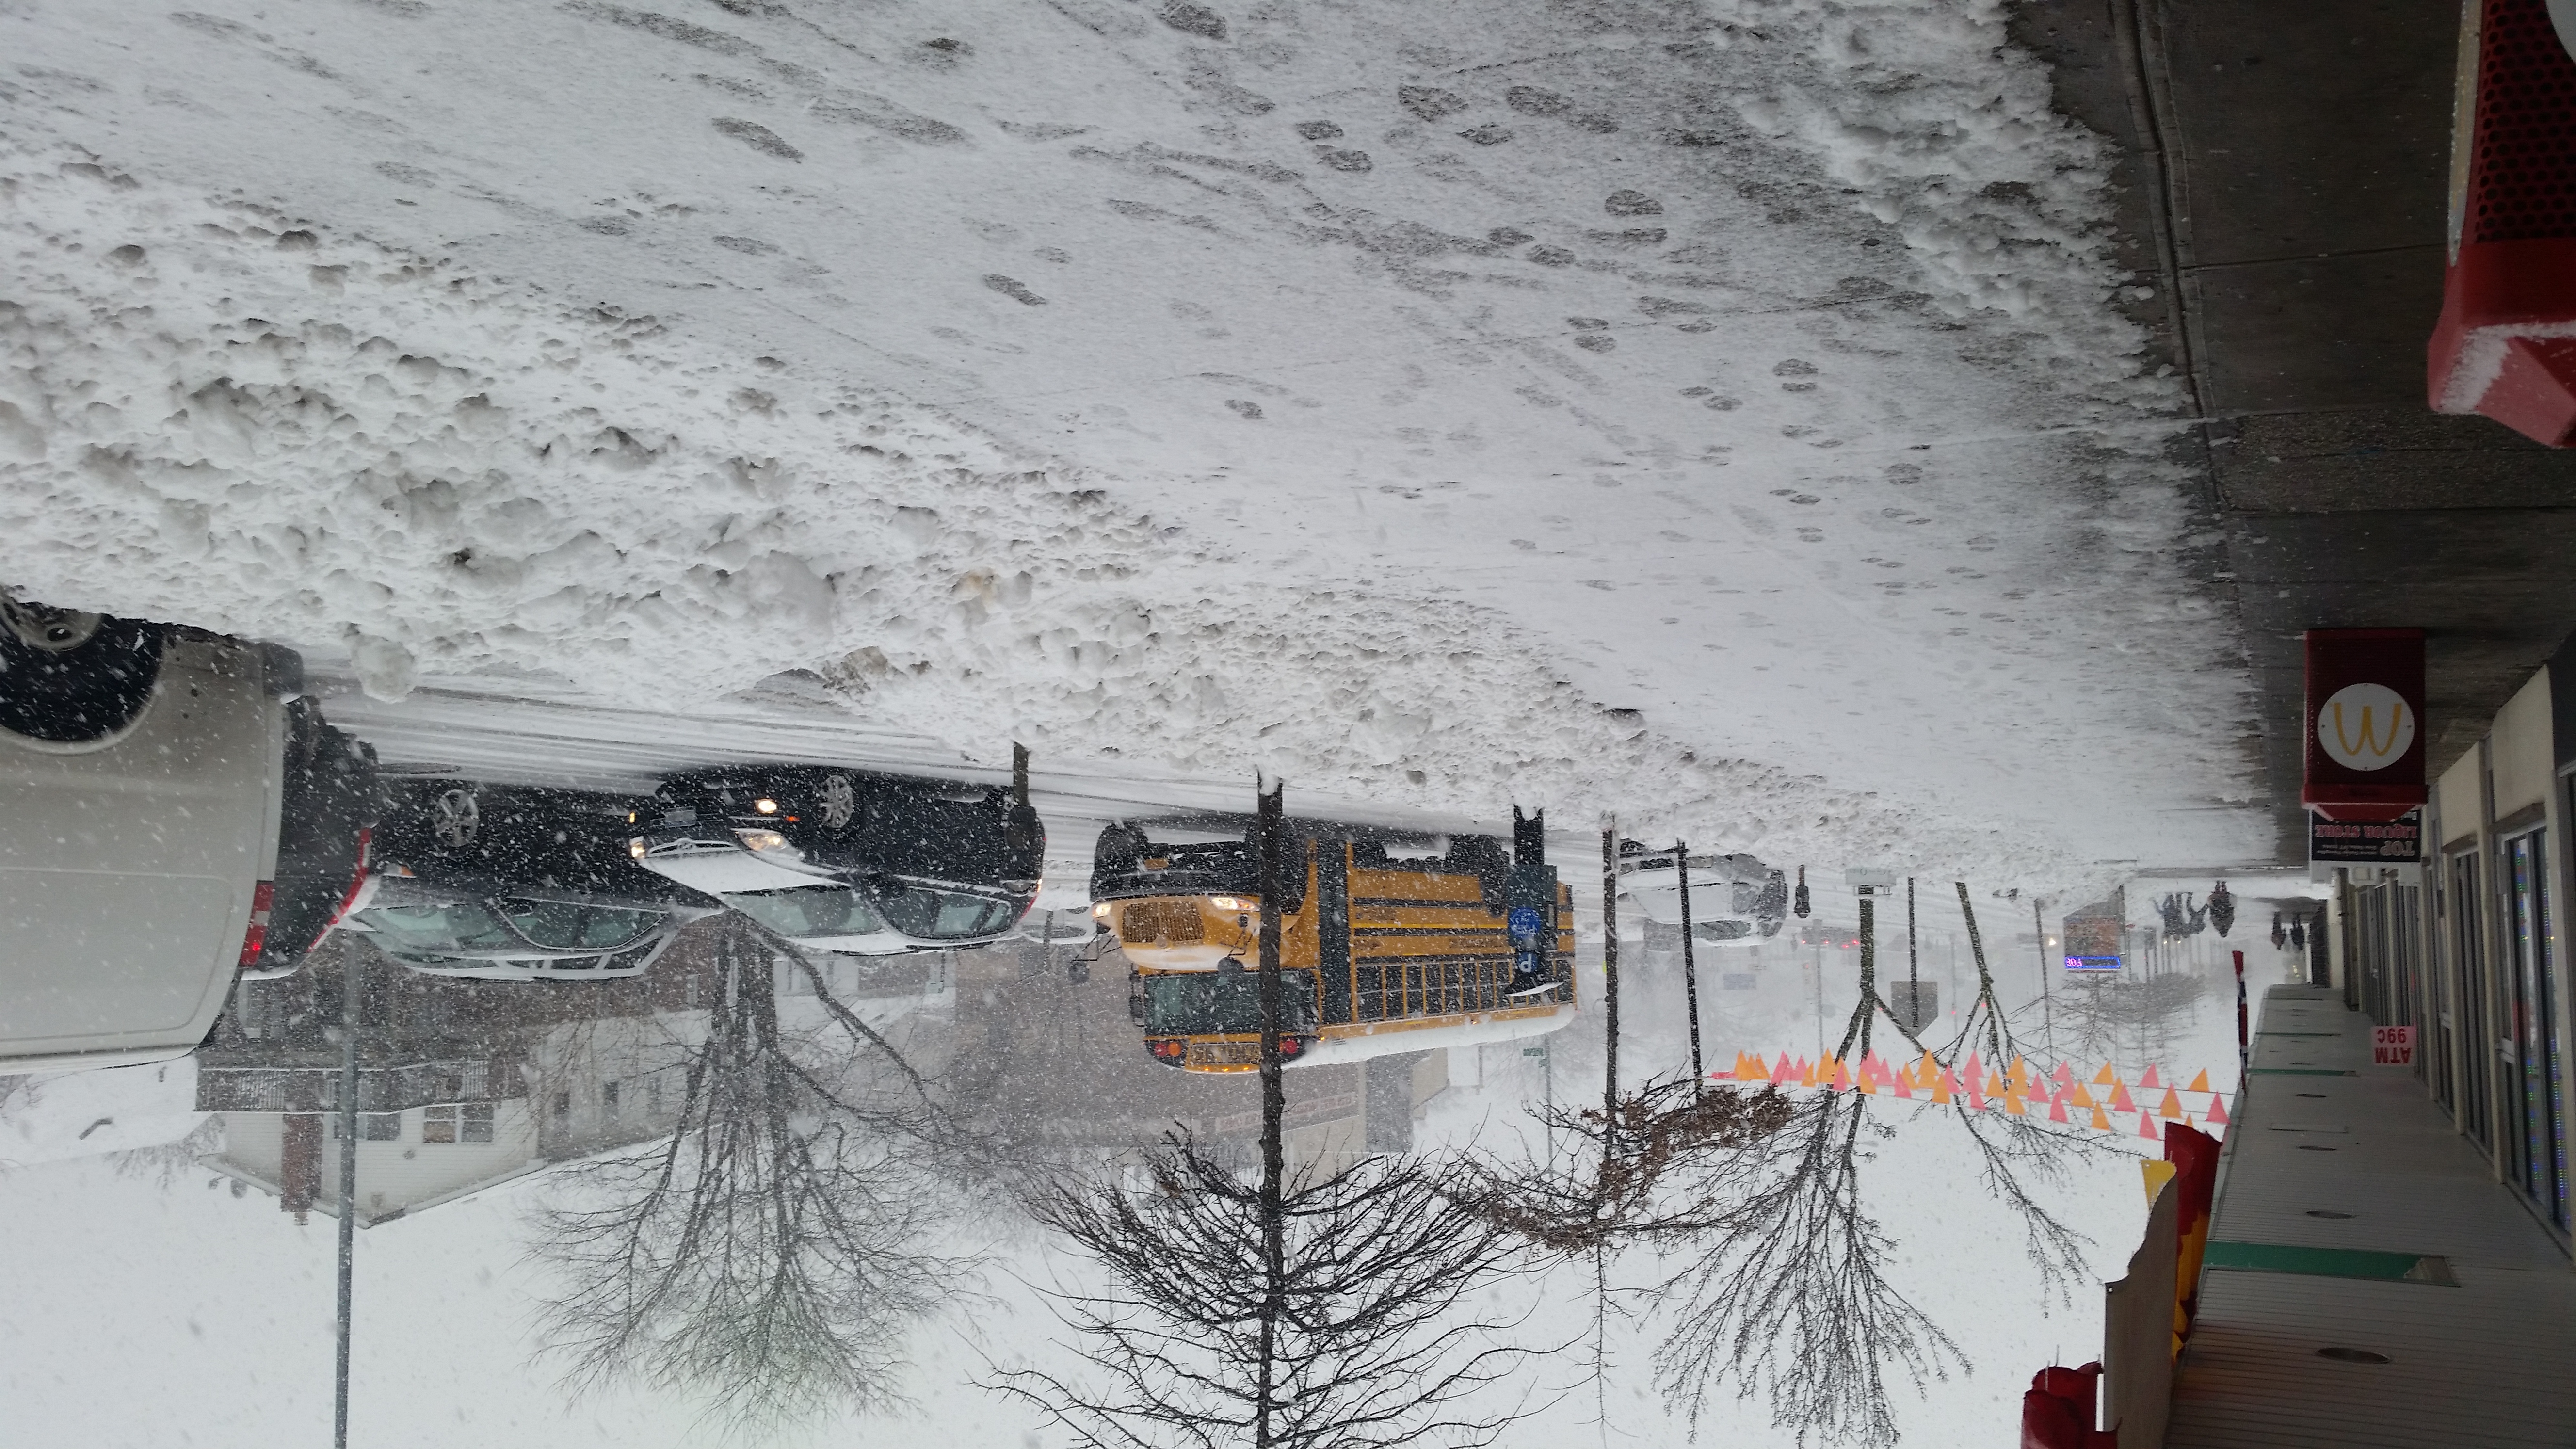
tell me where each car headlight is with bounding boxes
[628,838,648,859]
[734,828,792,853]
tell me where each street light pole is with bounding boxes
[334,945,361,1449]
[1675,839,1704,1086]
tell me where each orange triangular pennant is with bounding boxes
[2187,1068,2210,1093]
[2070,1084,2096,1109]
[2090,1105,2112,1132]
[2093,1063,2117,1086]
[2158,1088,2184,1120]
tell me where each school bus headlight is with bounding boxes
[1093,902,1113,918]
[1210,895,1255,913]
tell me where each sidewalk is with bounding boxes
[2164,985,2576,1447]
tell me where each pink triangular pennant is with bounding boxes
[2051,1061,2075,1089]
[2137,1112,2161,1141]
[2206,1094,2231,1127]
[2139,1064,2163,1089]
[2046,1095,2070,1123]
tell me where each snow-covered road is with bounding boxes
[1,0,2265,906]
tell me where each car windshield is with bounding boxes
[872,885,1018,940]
[721,886,887,940]
[352,902,520,954]
[498,898,663,950]
[1141,970,1320,1036]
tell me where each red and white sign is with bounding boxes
[2373,1025,2416,1067]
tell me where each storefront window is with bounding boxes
[2502,830,2566,1229]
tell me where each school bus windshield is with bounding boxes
[1139,970,1319,1035]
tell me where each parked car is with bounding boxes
[1616,841,1788,946]
[631,766,1042,954]
[330,781,712,981]
[0,598,373,1071]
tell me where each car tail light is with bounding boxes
[311,828,373,950]
[237,881,275,966]
[1279,1036,1306,1059]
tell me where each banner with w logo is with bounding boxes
[2303,628,2427,823]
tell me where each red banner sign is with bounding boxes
[2304,628,2427,822]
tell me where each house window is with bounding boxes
[603,1080,621,1123]
[462,1103,495,1143]
[331,1113,403,1141]
[646,1072,664,1117]
[423,1106,457,1144]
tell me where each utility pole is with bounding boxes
[1675,840,1704,1086]
[334,945,361,1449]
[1906,877,1919,1032]
[1600,822,1620,1142]
[2033,897,2052,1049]
[1253,775,1287,1449]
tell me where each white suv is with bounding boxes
[0,600,371,1072]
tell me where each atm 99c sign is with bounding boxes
[2304,628,2426,823]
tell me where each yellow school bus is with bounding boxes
[1092,822,1576,1073]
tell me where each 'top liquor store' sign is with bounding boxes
[2309,809,2424,864]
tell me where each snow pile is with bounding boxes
[0,1059,209,1170]
[0,0,2267,899]
[1692,0,2170,405]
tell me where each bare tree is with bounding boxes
[533,919,966,1433]
[1650,1088,1961,1447]
[998,1134,1543,1449]
[995,780,1547,1449]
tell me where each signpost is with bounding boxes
[2064,910,2124,973]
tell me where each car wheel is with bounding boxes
[0,599,164,743]
[428,787,482,848]
[819,773,857,830]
